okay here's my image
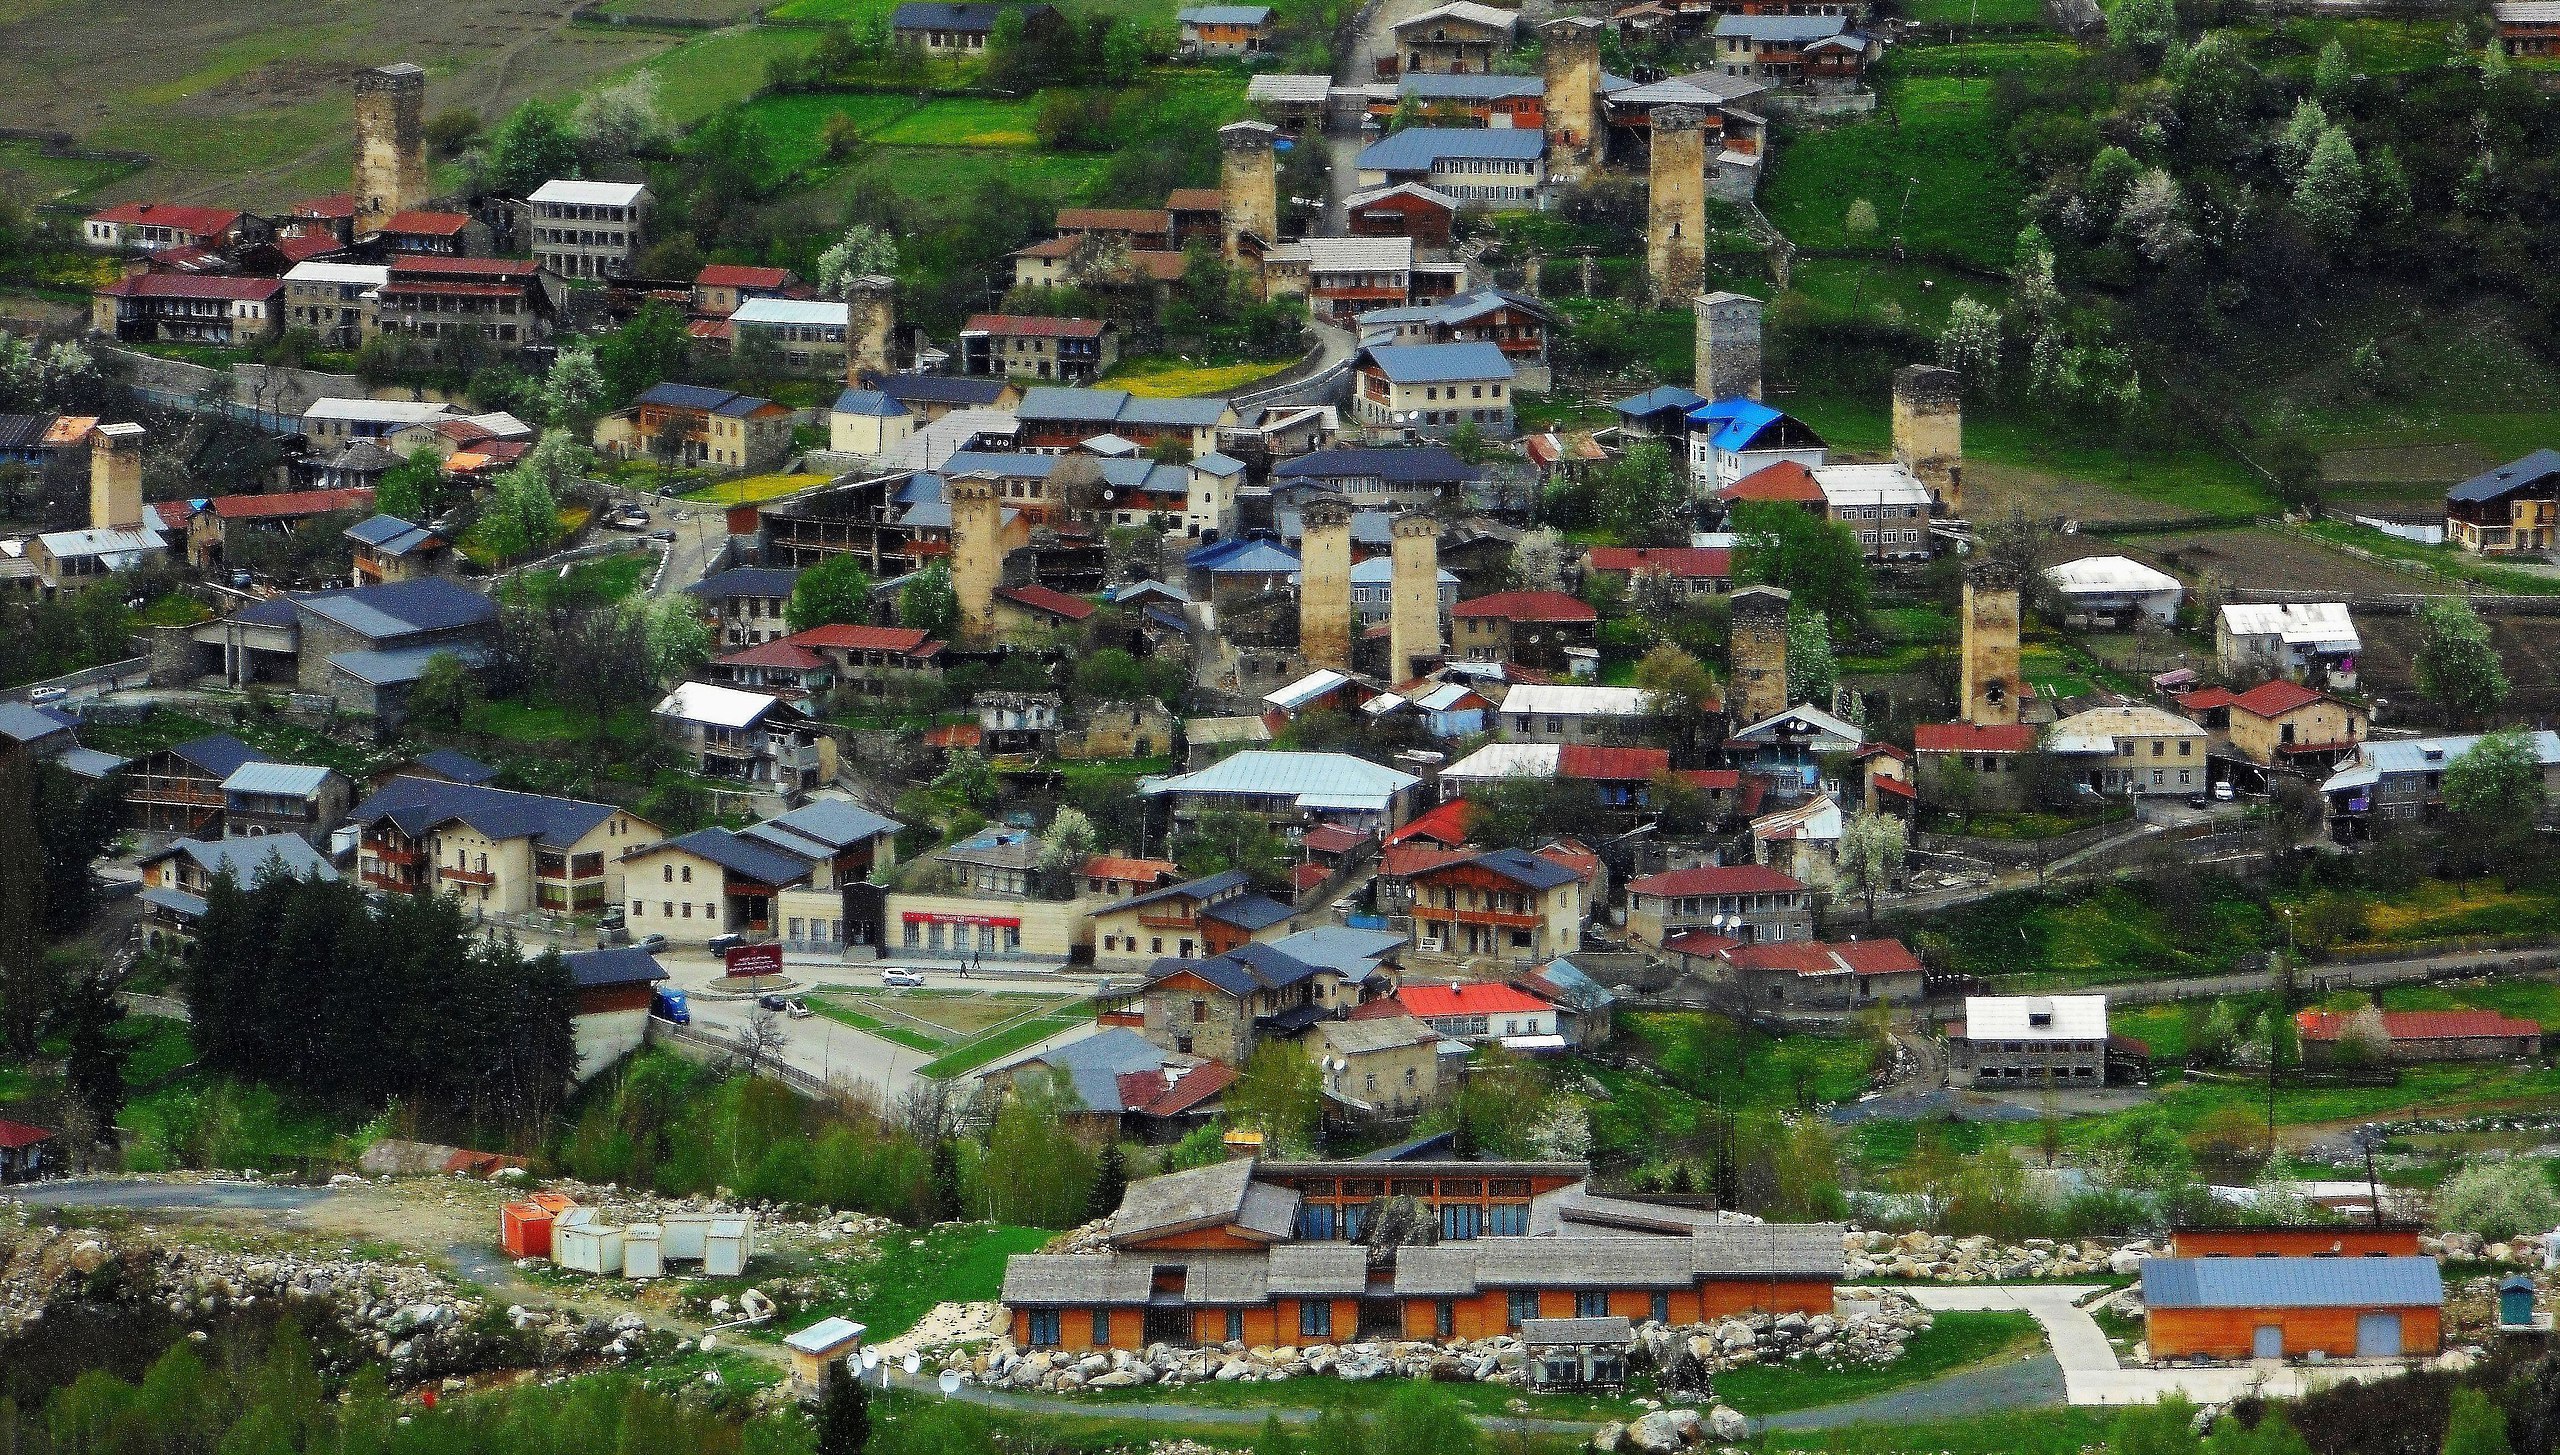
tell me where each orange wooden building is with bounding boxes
[2168,1226,2423,1259]
[2139,1256,2442,1361]
[1001,1157,1843,1352]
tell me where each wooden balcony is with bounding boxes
[1412,905,1542,930]
[440,867,495,887]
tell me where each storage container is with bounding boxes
[623,1224,663,1280]
[703,1216,752,1277]
[660,1212,714,1261]
[555,1219,624,1276]
[499,1202,556,1259]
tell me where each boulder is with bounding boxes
[1708,1407,1749,1443]
[1626,1409,1703,1453]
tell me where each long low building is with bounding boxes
[2140,1255,2442,1360]
[999,1156,1843,1352]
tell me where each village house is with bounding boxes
[219,761,352,844]
[1354,128,1547,209]
[2140,1256,2441,1361]
[184,487,376,571]
[348,776,661,917]
[598,382,794,473]
[1713,937,1926,1011]
[2043,555,2183,627]
[691,264,797,318]
[1298,236,1417,323]
[1392,1,1520,72]
[1687,399,1828,489]
[91,274,282,346]
[137,835,337,952]
[2294,1008,2542,1065]
[2216,603,2361,693]
[1451,590,1599,671]
[344,514,453,584]
[1711,13,1876,86]
[1346,182,1459,250]
[960,314,1119,384]
[1438,743,1676,813]
[1311,1013,1445,1114]
[983,1027,1234,1139]
[707,639,833,700]
[1913,721,2037,810]
[2497,0,2560,52]
[562,946,669,1082]
[998,1158,1843,1353]
[0,703,121,784]
[1093,870,1298,970]
[685,566,800,648]
[1391,72,1546,129]
[2445,449,2560,554]
[730,298,850,374]
[1140,750,1423,839]
[2044,703,2210,796]
[1393,979,1561,1048]
[783,622,947,697]
[2319,730,2560,839]
[374,210,484,256]
[302,397,460,446]
[1949,994,2109,1087]
[652,682,838,792]
[891,0,1053,53]
[2176,679,2364,772]
[364,257,557,345]
[1015,388,1235,457]
[527,180,651,280]
[83,203,249,253]
[1623,863,1811,947]
[1401,847,1585,965]
[1132,929,1398,1063]
[1179,4,1275,53]
[121,732,273,836]
[1363,288,1556,367]
[828,388,914,458]
[1274,445,1480,512]
[281,261,389,348]
[1811,464,1933,560]
[1495,683,1653,744]
[1584,545,1731,601]
[885,826,1090,961]
[182,577,499,722]
[619,826,821,946]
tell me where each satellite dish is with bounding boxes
[939,1370,963,1397]
[860,1348,882,1371]
[903,1354,922,1376]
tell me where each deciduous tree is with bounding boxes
[2416,596,2509,724]
[788,553,876,631]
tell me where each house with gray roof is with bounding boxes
[181,577,497,722]
[219,760,351,844]
[980,1026,1236,1137]
[562,946,668,1080]
[136,834,337,950]
[348,776,661,917]
[0,702,124,784]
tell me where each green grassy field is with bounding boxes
[739,1223,1055,1341]
[636,26,828,124]
[1761,70,2030,271]
[868,95,1044,147]
[1715,1311,2041,1414]
[511,549,655,610]
[919,1008,1098,1078]
[1899,0,2054,25]
[733,91,928,172]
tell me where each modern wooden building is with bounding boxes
[2140,1256,2442,1360]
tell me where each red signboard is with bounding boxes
[724,943,784,978]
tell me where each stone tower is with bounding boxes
[844,276,896,384]
[1695,291,1763,402]
[1893,364,1964,514]
[1729,584,1791,726]
[353,63,429,238]
[1959,566,2023,727]
[1540,18,1604,182]
[1297,494,1354,673]
[1219,121,1280,262]
[1388,513,1442,685]
[948,471,1004,649]
[88,421,145,533]
[1647,106,1708,306]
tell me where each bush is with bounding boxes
[2437,1160,2560,1242]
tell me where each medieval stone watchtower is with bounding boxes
[949,472,1004,649]
[1540,18,1604,182]
[1695,291,1763,402]
[1648,106,1708,306]
[89,422,145,533]
[1729,584,1791,727]
[844,276,896,384]
[1297,494,1354,673]
[1388,512,1443,685]
[354,63,429,238]
[1219,121,1280,263]
[1959,563,2023,727]
[1893,364,1965,515]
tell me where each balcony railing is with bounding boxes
[440,867,495,887]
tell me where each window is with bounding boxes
[681,865,692,883]
[1441,1203,1483,1239]
[1028,1310,1061,1346]
[1192,999,1207,1022]
[631,901,642,917]
[663,902,674,917]
[1300,1300,1332,1339]
[1507,1291,1539,1329]
[1226,1310,1245,1342]
[1436,1300,1456,1337]
[1576,1290,1609,1318]
[1651,1292,1671,1323]
[1091,1309,1112,1344]
[1296,1204,1337,1239]
[662,865,673,883]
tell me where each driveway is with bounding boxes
[1905,1285,2118,1377]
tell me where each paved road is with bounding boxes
[6,1178,346,1213]
[1906,1285,2116,1374]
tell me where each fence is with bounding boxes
[645,1017,836,1098]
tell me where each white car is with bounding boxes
[27,686,67,705]
[881,969,925,988]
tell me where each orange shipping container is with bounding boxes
[502,1201,559,1258]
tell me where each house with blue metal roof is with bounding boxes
[891,0,1054,53]
[344,514,452,585]
[1182,530,1303,604]
[561,946,670,1080]
[136,833,339,951]
[1355,127,1547,208]
[1685,396,1827,488]
[2446,448,2560,554]
[1178,3,1273,53]
[2141,1254,2443,1360]
[828,387,914,458]
[620,826,823,947]
[601,382,795,473]
[1272,445,1481,512]
[220,760,350,844]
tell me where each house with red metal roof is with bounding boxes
[1717,458,1826,510]
[1623,863,1811,948]
[1713,937,1926,1011]
[90,274,282,345]
[2196,678,2367,771]
[995,583,1098,633]
[1584,545,1733,601]
[2295,1008,2542,1064]
[1451,589,1599,671]
[691,264,798,318]
[0,1118,53,1183]
[1392,979,1562,1047]
[368,256,560,345]
[779,623,947,695]
[708,639,835,699]
[960,314,1119,384]
[375,209,488,257]
[185,487,377,570]
[83,202,249,253]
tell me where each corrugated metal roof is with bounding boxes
[2140,1256,2442,1309]
[221,761,335,797]
[1358,127,1547,170]
[1961,995,2108,1041]
[1140,750,1419,808]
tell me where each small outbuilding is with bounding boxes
[2139,1255,2442,1361]
[1521,1316,1633,1390]
[785,1316,870,1396]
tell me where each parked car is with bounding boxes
[2212,780,2236,802]
[651,528,677,542]
[2186,792,2209,810]
[785,998,813,1019]
[650,988,691,1025]
[881,968,925,988]
[635,933,669,954]
[757,992,790,1012]
[26,685,67,705]
[707,932,748,955]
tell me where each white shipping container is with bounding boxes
[703,1216,753,1278]
[660,1212,714,1261]
[556,1221,625,1276]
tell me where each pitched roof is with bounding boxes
[409,748,498,784]
[379,210,473,236]
[529,179,649,207]
[1055,206,1174,233]
[785,623,936,654]
[2140,1256,2441,1310]
[1627,864,1806,897]
[167,733,274,778]
[696,263,793,289]
[650,827,816,886]
[90,201,242,231]
[1110,1159,1298,1244]
[1613,385,1707,418]
[685,565,802,601]
[995,583,1095,621]
[962,313,1107,339]
[1358,342,1514,385]
[1358,127,1547,171]
[1726,938,1923,978]
[1452,589,1597,622]
[2227,678,2331,719]
[1719,459,1825,503]
[563,946,668,989]
[293,578,497,641]
[0,1119,53,1149]
[1913,721,2037,754]
[140,835,336,884]
[205,487,376,521]
[2448,449,2560,505]
[1398,981,1555,1018]
[96,274,282,302]
[222,761,336,797]
[1141,751,1420,810]
[1273,445,1480,485]
[1387,796,1472,846]
[1000,1254,1157,1305]
[1557,743,1673,780]
[1586,546,1731,579]
[2295,1009,2539,1043]
[349,776,629,850]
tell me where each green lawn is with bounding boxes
[732,91,928,173]
[512,550,654,610]
[634,26,827,124]
[1714,1311,2042,1415]
[1761,72,2030,271]
[1898,0,2057,25]
[2295,519,2560,595]
[743,1223,1054,1341]
[1617,1013,1879,1110]
[1767,1410,2117,1455]
[2247,16,2456,73]
[1904,881,2273,989]
[80,708,399,780]
[869,95,1044,147]
[811,995,950,1053]
[920,1010,1097,1079]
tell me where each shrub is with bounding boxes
[2437,1159,2560,1242]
